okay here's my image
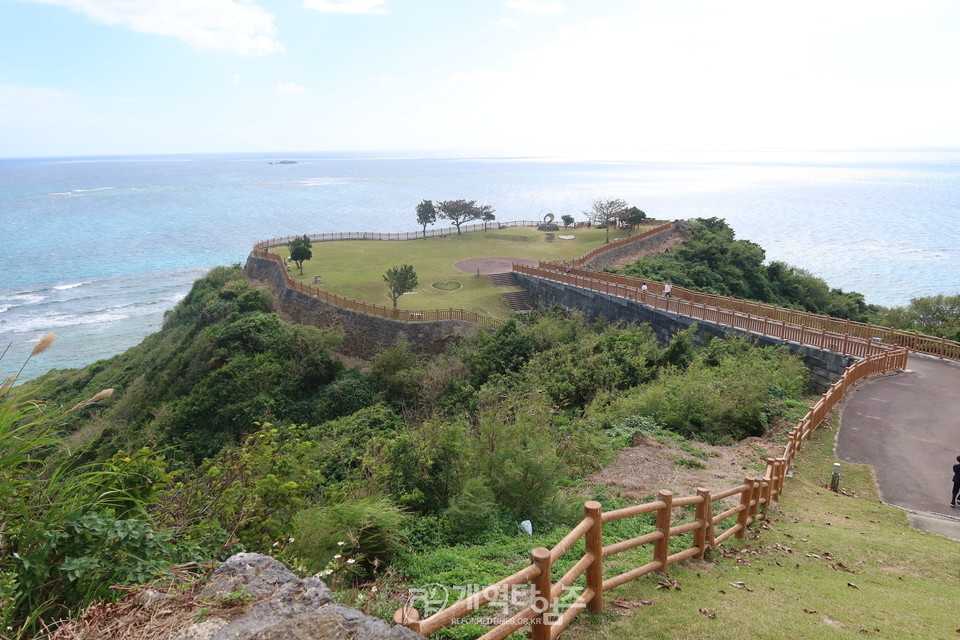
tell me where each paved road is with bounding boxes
[837,355,960,538]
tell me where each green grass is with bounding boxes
[566,416,960,640]
[275,226,640,320]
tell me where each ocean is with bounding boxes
[2,150,959,381]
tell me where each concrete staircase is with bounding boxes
[488,272,535,313]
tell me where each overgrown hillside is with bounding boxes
[616,218,875,321]
[4,250,812,639]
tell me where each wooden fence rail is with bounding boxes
[515,263,903,361]
[393,349,906,638]
[530,262,960,361]
[251,249,503,328]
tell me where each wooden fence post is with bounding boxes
[530,547,553,640]
[694,488,711,558]
[735,478,751,538]
[584,501,603,612]
[654,490,673,572]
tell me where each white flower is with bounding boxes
[337,541,346,546]
[346,558,356,564]
[334,554,341,559]
[324,569,333,575]
[370,586,378,593]
[288,537,295,543]
[272,541,280,547]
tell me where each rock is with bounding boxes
[173,553,418,640]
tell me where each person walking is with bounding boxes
[952,456,960,507]
[663,282,672,297]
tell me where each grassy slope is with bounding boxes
[275,226,637,319]
[567,415,960,640]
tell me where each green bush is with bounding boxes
[289,497,409,579]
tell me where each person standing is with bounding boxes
[952,456,960,507]
[663,282,672,297]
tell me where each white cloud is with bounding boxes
[499,17,518,28]
[506,0,566,14]
[303,0,387,14]
[21,0,283,55]
[276,82,306,94]
[232,74,242,86]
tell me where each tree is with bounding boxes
[383,264,419,310]
[621,206,647,232]
[561,214,574,228]
[585,198,627,243]
[288,235,312,275]
[482,210,496,231]
[436,199,494,235]
[416,200,437,237]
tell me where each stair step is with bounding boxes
[503,290,535,312]
[488,272,519,287]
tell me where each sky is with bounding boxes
[1,0,958,158]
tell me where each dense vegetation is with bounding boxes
[2,259,811,637]
[617,218,875,321]
[871,293,960,341]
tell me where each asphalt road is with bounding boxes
[837,355,960,537]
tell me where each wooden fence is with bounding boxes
[529,262,960,361]
[564,222,673,267]
[392,348,907,639]
[516,263,901,361]
[250,220,668,330]
[251,249,503,329]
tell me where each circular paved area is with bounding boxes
[838,354,960,538]
[453,257,538,275]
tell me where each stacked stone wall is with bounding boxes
[515,272,853,388]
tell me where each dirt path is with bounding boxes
[452,257,538,275]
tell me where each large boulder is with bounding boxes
[172,553,419,640]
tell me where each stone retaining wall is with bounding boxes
[581,224,683,270]
[516,272,853,389]
[244,255,480,359]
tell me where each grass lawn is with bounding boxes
[274,225,641,320]
[566,415,960,640]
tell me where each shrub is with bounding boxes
[289,497,409,580]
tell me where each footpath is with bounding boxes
[837,354,960,541]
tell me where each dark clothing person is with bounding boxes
[952,456,960,507]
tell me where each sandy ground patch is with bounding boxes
[588,431,785,508]
[453,257,539,275]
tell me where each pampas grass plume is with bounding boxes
[68,388,114,412]
[31,333,57,357]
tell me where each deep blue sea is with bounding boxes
[2,150,959,381]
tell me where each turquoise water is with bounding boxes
[2,150,959,380]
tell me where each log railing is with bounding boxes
[530,262,960,361]
[249,220,665,330]
[393,349,906,638]
[516,263,904,361]
[251,249,503,328]
[564,222,673,267]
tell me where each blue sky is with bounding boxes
[1,0,958,158]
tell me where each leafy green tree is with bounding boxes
[416,199,437,237]
[586,198,627,243]
[560,214,574,228]
[383,264,419,309]
[621,206,647,231]
[873,294,960,340]
[436,199,494,235]
[482,210,496,231]
[288,235,312,274]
